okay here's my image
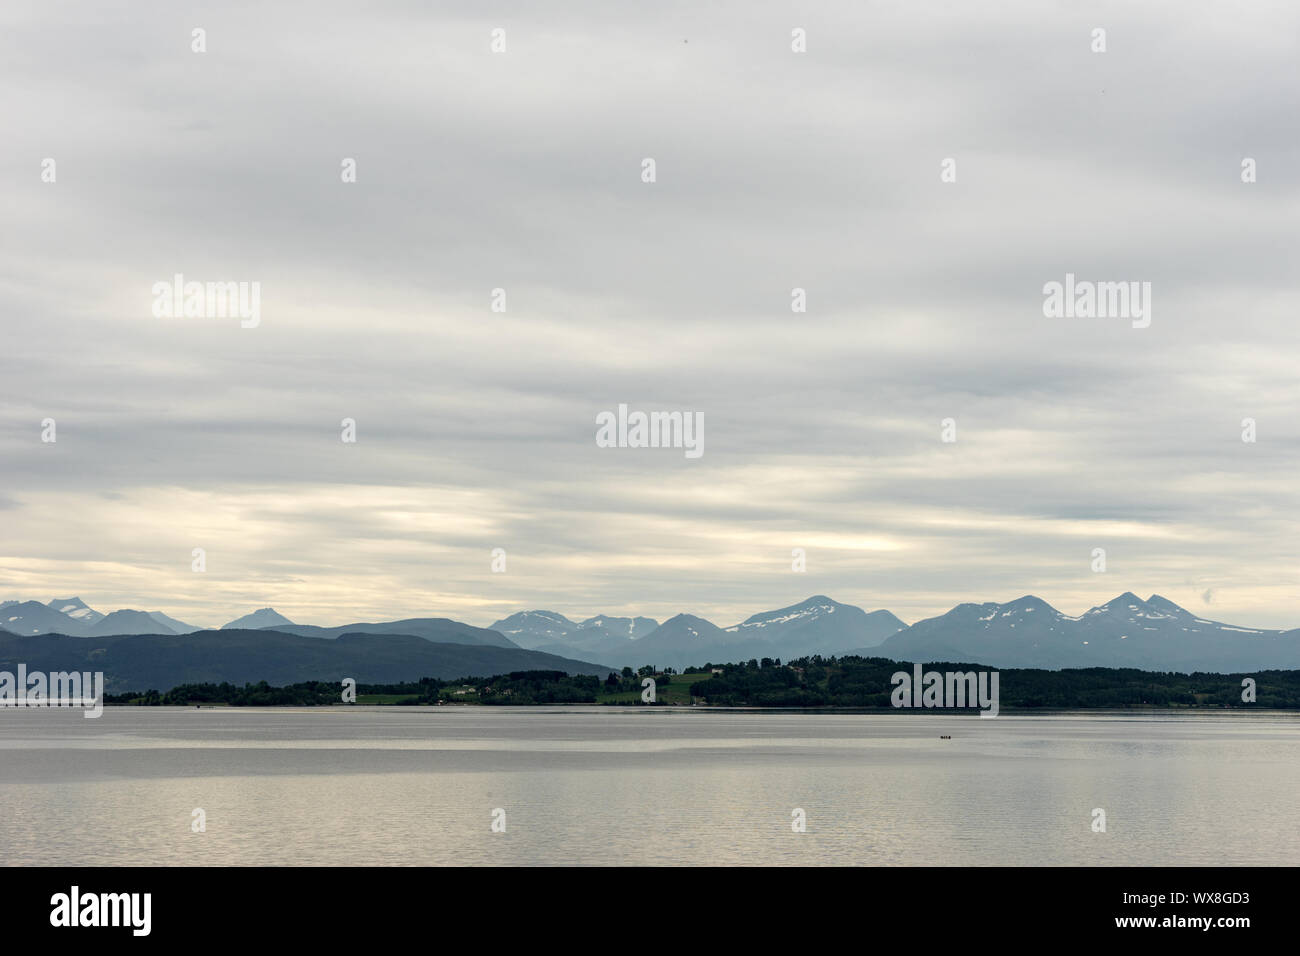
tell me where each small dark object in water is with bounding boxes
[939,735,951,739]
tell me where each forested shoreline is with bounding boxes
[102,656,1300,708]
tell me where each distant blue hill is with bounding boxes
[268,618,518,648]
[0,627,615,693]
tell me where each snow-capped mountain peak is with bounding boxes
[46,596,105,624]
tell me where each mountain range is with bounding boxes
[488,597,905,669]
[0,599,205,637]
[3,591,1298,688]
[627,592,1300,672]
[490,610,659,659]
[876,592,1300,672]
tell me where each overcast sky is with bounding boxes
[2,1,1298,631]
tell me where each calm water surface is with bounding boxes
[1,707,1296,865]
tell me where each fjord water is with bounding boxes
[1,708,1296,866]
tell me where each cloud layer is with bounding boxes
[2,1,1298,629]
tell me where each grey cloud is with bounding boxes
[2,1,1297,629]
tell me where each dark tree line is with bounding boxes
[690,656,1300,708]
[103,659,1300,709]
[105,671,603,706]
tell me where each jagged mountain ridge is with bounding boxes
[1,598,199,636]
[490,610,660,660]
[5,591,1296,672]
[876,592,1300,671]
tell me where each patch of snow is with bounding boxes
[742,605,833,629]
